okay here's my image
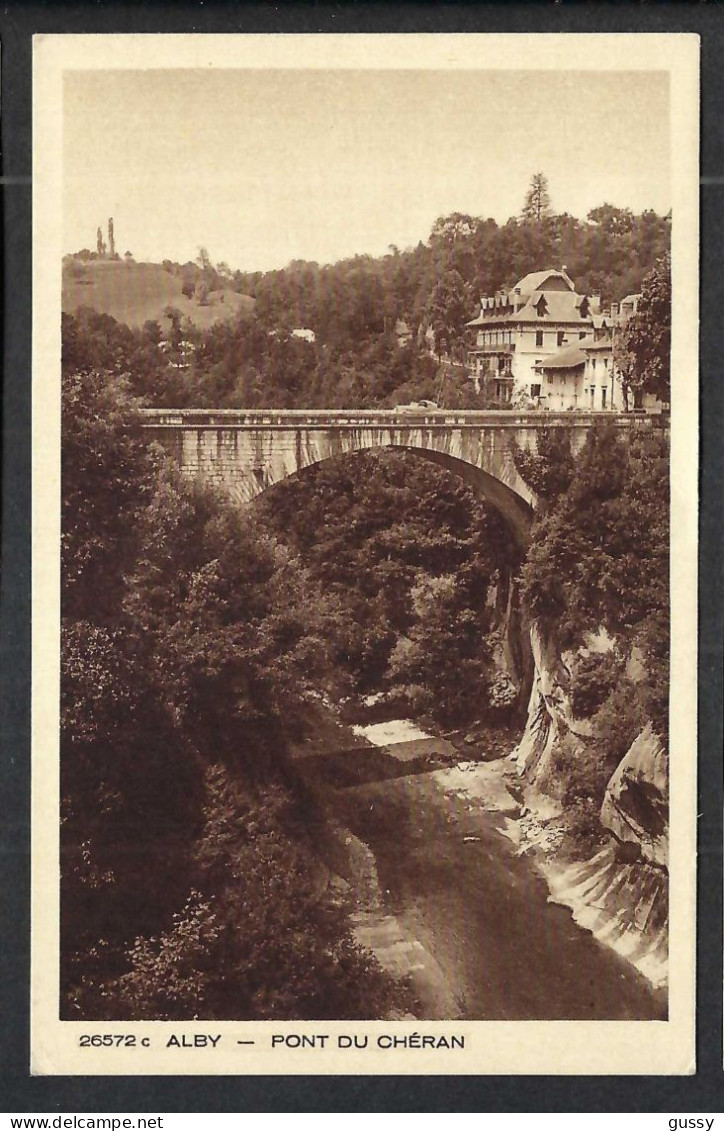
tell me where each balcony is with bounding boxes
[469,342,515,355]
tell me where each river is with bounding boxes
[336,718,666,1022]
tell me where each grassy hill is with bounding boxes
[62,259,256,331]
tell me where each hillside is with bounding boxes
[62,258,256,331]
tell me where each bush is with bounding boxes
[590,677,647,765]
[90,768,416,1021]
[551,732,615,812]
[570,650,624,718]
[564,797,608,854]
[549,673,649,856]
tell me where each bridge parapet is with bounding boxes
[141,408,666,431]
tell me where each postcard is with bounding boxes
[32,32,698,1075]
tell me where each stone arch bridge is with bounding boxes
[140,409,665,546]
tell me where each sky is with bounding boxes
[63,68,671,273]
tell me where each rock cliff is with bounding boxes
[600,722,668,868]
[514,620,577,788]
[513,619,669,987]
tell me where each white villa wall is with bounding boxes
[539,367,586,411]
[471,321,593,400]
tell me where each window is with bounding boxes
[531,383,541,398]
[592,358,597,371]
[535,330,544,347]
[557,331,565,347]
[579,331,586,339]
[601,387,607,408]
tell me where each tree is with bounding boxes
[96,226,106,257]
[386,572,494,723]
[426,269,474,360]
[616,253,671,405]
[612,326,636,412]
[429,213,477,248]
[511,428,575,501]
[61,369,155,622]
[521,173,552,225]
[60,370,413,1020]
[587,203,635,239]
[108,217,116,258]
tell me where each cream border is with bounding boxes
[32,32,699,1076]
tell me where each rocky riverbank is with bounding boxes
[291,693,667,1007]
[507,620,669,991]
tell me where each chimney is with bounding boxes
[590,293,601,314]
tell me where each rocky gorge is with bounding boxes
[505,619,669,990]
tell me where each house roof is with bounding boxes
[514,268,575,295]
[467,267,591,328]
[514,292,590,323]
[581,339,612,352]
[467,291,591,327]
[537,343,587,370]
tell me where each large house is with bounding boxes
[532,311,618,411]
[466,268,661,412]
[466,268,599,404]
[532,294,661,412]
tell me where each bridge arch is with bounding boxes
[387,446,534,547]
[140,408,660,548]
[141,409,550,547]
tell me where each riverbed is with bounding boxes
[336,719,666,1022]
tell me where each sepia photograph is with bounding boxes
[31,33,698,1075]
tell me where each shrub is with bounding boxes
[551,731,614,810]
[590,677,647,765]
[570,650,624,718]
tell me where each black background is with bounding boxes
[1,0,722,1113]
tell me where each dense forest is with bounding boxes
[62,369,419,1019]
[61,182,670,1017]
[63,183,671,411]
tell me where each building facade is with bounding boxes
[466,269,599,404]
[467,268,662,412]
